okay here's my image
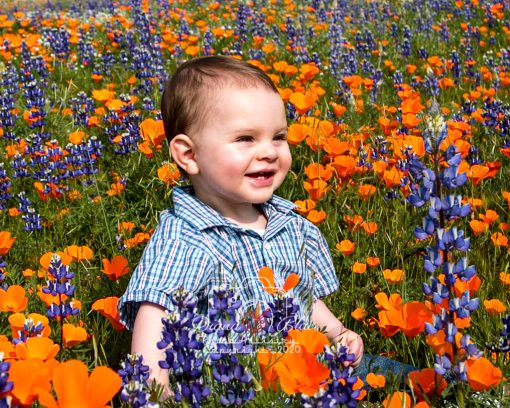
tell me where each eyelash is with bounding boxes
[236,135,287,142]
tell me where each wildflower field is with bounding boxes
[0,0,509,406]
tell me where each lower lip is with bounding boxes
[246,174,275,187]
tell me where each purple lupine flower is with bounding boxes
[301,344,360,407]
[157,289,210,407]
[262,293,303,339]
[17,193,42,232]
[403,111,482,387]
[12,315,46,345]
[0,164,12,211]
[486,314,510,354]
[118,353,157,407]
[204,286,254,406]
[42,254,80,319]
[0,352,13,398]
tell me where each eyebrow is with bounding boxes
[231,126,288,134]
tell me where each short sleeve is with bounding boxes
[118,236,213,330]
[305,222,339,300]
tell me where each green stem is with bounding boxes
[455,382,466,408]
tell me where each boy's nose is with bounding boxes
[257,141,278,161]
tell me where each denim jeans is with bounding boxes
[355,354,418,386]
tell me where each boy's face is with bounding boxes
[187,85,291,218]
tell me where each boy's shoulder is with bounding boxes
[155,186,321,239]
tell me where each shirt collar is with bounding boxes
[172,186,296,231]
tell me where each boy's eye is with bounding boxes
[236,136,253,142]
[274,133,288,141]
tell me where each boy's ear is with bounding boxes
[169,134,199,175]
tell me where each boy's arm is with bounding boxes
[131,302,171,399]
[311,299,363,367]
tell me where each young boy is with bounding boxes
[118,55,363,393]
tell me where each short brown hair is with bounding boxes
[161,55,279,143]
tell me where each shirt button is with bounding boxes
[264,242,271,250]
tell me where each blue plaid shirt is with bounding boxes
[118,186,339,330]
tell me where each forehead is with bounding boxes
[191,83,286,132]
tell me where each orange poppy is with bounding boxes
[468,164,491,185]
[351,307,366,321]
[382,269,405,284]
[15,337,60,361]
[40,251,73,269]
[293,199,316,215]
[118,222,135,233]
[139,118,165,147]
[382,166,404,188]
[274,347,330,396]
[0,285,28,312]
[336,240,355,256]
[483,299,506,315]
[465,356,502,391]
[258,267,299,296]
[330,155,357,179]
[289,91,318,115]
[378,116,399,136]
[322,138,350,158]
[158,163,181,186]
[68,130,85,145]
[479,209,498,224]
[91,88,115,103]
[376,293,432,338]
[382,391,412,408]
[287,123,311,145]
[37,359,122,408]
[91,297,125,331]
[8,358,52,406]
[344,215,364,232]
[367,257,381,267]
[500,272,510,285]
[286,329,330,354]
[343,75,363,89]
[438,77,455,89]
[503,191,510,208]
[352,262,367,274]
[0,231,16,256]
[0,335,16,360]
[362,222,378,235]
[452,274,481,297]
[366,372,386,388]
[124,232,151,249]
[62,323,88,348]
[304,163,334,181]
[401,113,421,129]
[407,368,448,401]
[491,232,508,247]
[64,245,94,262]
[400,96,424,114]
[306,209,326,225]
[101,255,130,281]
[332,102,347,117]
[392,135,426,159]
[303,179,328,201]
[257,348,283,391]
[357,184,376,201]
[469,219,488,236]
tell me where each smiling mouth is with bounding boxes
[246,171,275,179]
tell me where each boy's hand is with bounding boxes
[334,328,363,368]
[311,299,364,368]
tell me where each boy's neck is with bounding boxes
[190,187,269,230]
[224,205,268,230]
